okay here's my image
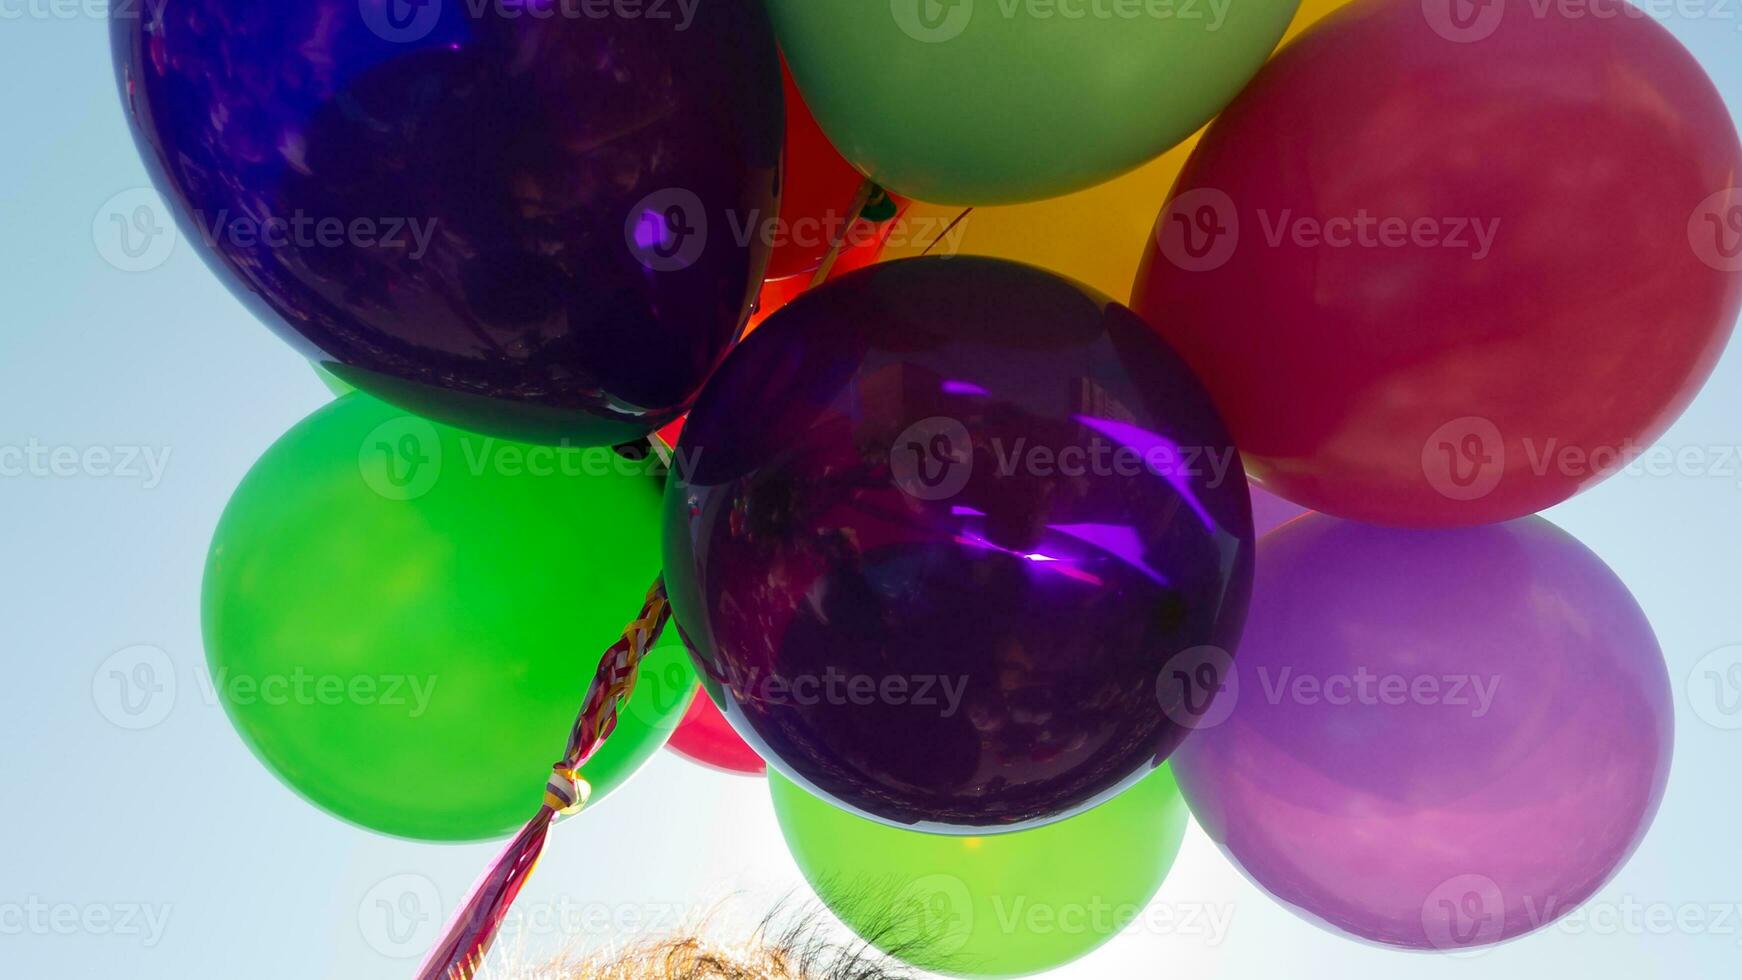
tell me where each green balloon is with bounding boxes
[767,0,1298,205]
[771,767,1189,978]
[203,393,694,841]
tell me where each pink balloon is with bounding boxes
[1173,514,1671,950]
[1134,0,1742,527]
[666,693,767,776]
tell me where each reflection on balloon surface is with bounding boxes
[115,0,782,445]
[664,257,1253,833]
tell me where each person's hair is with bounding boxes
[502,908,915,980]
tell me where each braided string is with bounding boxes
[415,578,672,980]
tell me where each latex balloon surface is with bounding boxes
[772,766,1188,978]
[1173,514,1672,950]
[115,0,782,446]
[203,393,694,841]
[664,257,1253,833]
[767,0,1299,205]
[667,691,767,776]
[1133,0,1742,526]
[874,0,1356,300]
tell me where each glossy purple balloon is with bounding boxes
[113,0,781,445]
[1173,514,1672,951]
[664,257,1254,833]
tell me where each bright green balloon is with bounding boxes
[771,767,1189,978]
[203,392,694,841]
[766,0,1299,205]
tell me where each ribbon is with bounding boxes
[414,578,673,980]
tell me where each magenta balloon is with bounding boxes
[1172,514,1672,951]
[1133,0,1742,527]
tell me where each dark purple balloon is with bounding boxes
[663,257,1254,832]
[1173,514,1672,951]
[113,0,782,445]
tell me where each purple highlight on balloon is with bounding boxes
[1048,523,1171,586]
[1074,414,1214,531]
[1173,514,1672,952]
[942,379,992,396]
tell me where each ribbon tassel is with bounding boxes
[415,578,673,980]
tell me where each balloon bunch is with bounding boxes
[113,0,1733,976]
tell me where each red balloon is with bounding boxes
[666,692,766,776]
[765,63,882,281]
[1133,0,1742,527]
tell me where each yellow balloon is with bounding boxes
[879,0,1355,302]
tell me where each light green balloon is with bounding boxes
[203,392,694,841]
[767,0,1299,205]
[771,767,1190,978]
